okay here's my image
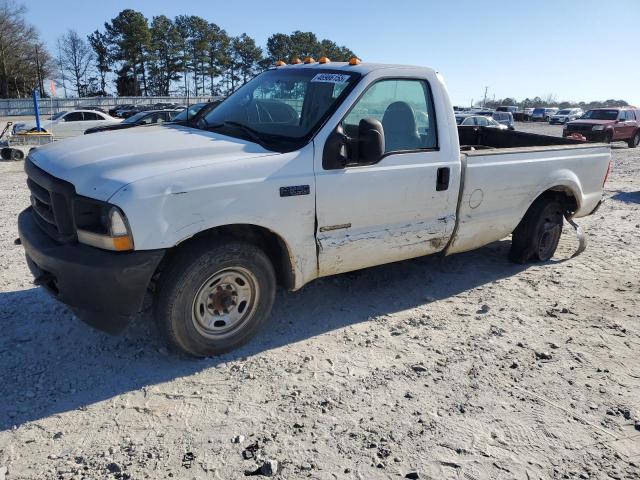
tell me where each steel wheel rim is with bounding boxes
[538,221,560,260]
[191,267,260,339]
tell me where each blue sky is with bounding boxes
[24,0,640,106]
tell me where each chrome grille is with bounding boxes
[566,124,594,133]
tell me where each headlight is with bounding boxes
[73,199,133,251]
[592,125,605,131]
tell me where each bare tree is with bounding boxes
[0,0,52,98]
[58,29,93,97]
[55,38,68,97]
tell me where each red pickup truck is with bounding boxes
[563,107,640,147]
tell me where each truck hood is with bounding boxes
[28,124,277,201]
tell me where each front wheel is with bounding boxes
[154,239,276,357]
[628,130,640,148]
[509,196,564,264]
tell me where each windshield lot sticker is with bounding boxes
[311,73,350,84]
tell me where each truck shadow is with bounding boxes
[611,190,640,204]
[0,239,527,430]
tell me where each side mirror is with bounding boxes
[322,119,385,170]
[357,118,385,164]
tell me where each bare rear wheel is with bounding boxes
[509,196,564,264]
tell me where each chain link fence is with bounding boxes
[0,96,217,116]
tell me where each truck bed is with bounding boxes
[457,125,584,151]
[447,126,610,255]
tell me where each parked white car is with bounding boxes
[456,114,508,129]
[13,110,122,139]
[19,61,610,356]
[549,108,583,125]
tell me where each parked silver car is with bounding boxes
[549,108,583,125]
[531,107,559,122]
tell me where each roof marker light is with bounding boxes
[275,60,286,67]
[348,57,361,65]
[319,56,330,64]
[290,57,302,64]
[303,57,315,64]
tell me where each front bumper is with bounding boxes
[18,208,165,333]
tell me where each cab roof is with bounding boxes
[272,61,437,77]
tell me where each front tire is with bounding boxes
[509,196,564,264]
[154,239,276,357]
[628,130,640,148]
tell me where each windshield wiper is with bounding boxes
[205,121,271,150]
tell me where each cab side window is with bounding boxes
[343,79,437,154]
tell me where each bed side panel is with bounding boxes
[446,145,609,255]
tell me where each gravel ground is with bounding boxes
[0,122,639,480]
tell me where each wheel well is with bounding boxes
[540,187,578,215]
[163,224,296,290]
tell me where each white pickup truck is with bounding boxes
[18,61,610,356]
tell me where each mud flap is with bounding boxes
[564,214,587,258]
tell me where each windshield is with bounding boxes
[123,111,149,124]
[533,108,546,115]
[174,103,206,122]
[50,111,67,120]
[581,109,618,120]
[201,68,360,150]
[455,116,466,125]
[557,109,571,115]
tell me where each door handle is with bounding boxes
[436,167,450,191]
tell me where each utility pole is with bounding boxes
[482,86,488,108]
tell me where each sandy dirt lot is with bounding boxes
[0,123,638,480]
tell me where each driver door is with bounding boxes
[314,78,459,277]
[616,110,634,139]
